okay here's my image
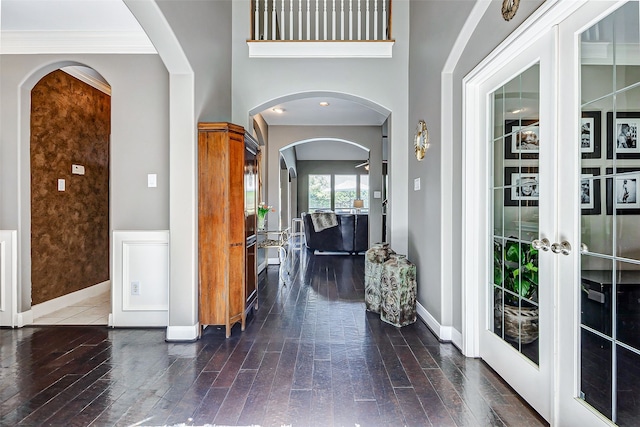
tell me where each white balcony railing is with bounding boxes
[251,0,392,42]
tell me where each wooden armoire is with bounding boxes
[198,122,259,338]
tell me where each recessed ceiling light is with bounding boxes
[511,108,524,114]
[319,101,330,107]
[272,107,285,114]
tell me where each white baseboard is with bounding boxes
[416,301,462,349]
[16,310,33,327]
[267,257,281,265]
[32,280,111,319]
[166,323,199,342]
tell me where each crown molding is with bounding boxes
[0,30,157,54]
[61,66,111,95]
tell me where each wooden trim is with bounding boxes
[388,0,393,40]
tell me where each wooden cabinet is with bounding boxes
[198,122,259,337]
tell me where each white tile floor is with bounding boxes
[32,290,110,325]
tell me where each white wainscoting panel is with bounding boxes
[0,231,18,327]
[112,230,169,327]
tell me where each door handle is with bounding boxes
[532,238,551,251]
[551,241,572,256]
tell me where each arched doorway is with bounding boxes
[248,92,389,246]
[29,66,111,325]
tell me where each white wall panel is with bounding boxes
[0,231,18,327]
[112,230,169,326]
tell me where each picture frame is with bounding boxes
[581,168,601,215]
[504,166,539,206]
[581,111,601,159]
[606,168,640,215]
[606,112,640,159]
[505,119,539,159]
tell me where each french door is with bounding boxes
[476,29,556,421]
[465,1,640,425]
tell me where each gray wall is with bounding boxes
[408,0,475,328]
[156,0,232,122]
[0,54,169,311]
[407,0,545,333]
[231,0,410,255]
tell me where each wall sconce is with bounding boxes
[353,199,364,213]
[414,119,430,161]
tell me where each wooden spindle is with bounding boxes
[262,0,269,40]
[349,0,353,40]
[365,0,369,40]
[307,0,311,40]
[382,0,387,40]
[315,0,319,40]
[374,0,378,40]
[280,0,285,39]
[357,0,361,40]
[332,0,336,40]
[323,0,328,40]
[254,0,259,40]
[299,0,303,40]
[272,0,277,39]
[341,0,345,40]
[289,0,293,40]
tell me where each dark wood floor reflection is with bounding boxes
[0,249,547,426]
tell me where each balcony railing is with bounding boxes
[250,0,392,42]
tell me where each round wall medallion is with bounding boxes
[414,120,430,161]
[501,0,520,21]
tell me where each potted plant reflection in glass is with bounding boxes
[493,239,539,344]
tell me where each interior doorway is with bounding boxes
[29,66,111,325]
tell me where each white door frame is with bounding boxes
[462,0,628,425]
[462,0,584,359]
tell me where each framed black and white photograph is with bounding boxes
[581,168,601,215]
[504,166,539,206]
[581,111,601,159]
[606,168,640,215]
[607,112,640,159]
[505,119,539,159]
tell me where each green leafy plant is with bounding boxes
[494,239,539,305]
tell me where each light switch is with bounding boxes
[147,174,157,188]
[58,179,65,191]
[71,164,85,175]
[373,191,382,199]
[414,178,421,191]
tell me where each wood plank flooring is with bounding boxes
[0,249,547,426]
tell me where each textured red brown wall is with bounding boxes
[30,70,110,305]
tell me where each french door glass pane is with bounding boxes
[491,64,540,366]
[580,3,640,424]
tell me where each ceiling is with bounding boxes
[1,0,143,32]
[259,95,387,163]
[260,96,388,126]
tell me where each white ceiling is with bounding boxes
[294,140,368,161]
[1,0,143,32]
[260,96,388,126]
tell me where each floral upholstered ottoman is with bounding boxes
[364,242,394,313]
[380,254,417,327]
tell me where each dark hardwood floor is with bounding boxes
[0,247,547,426]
